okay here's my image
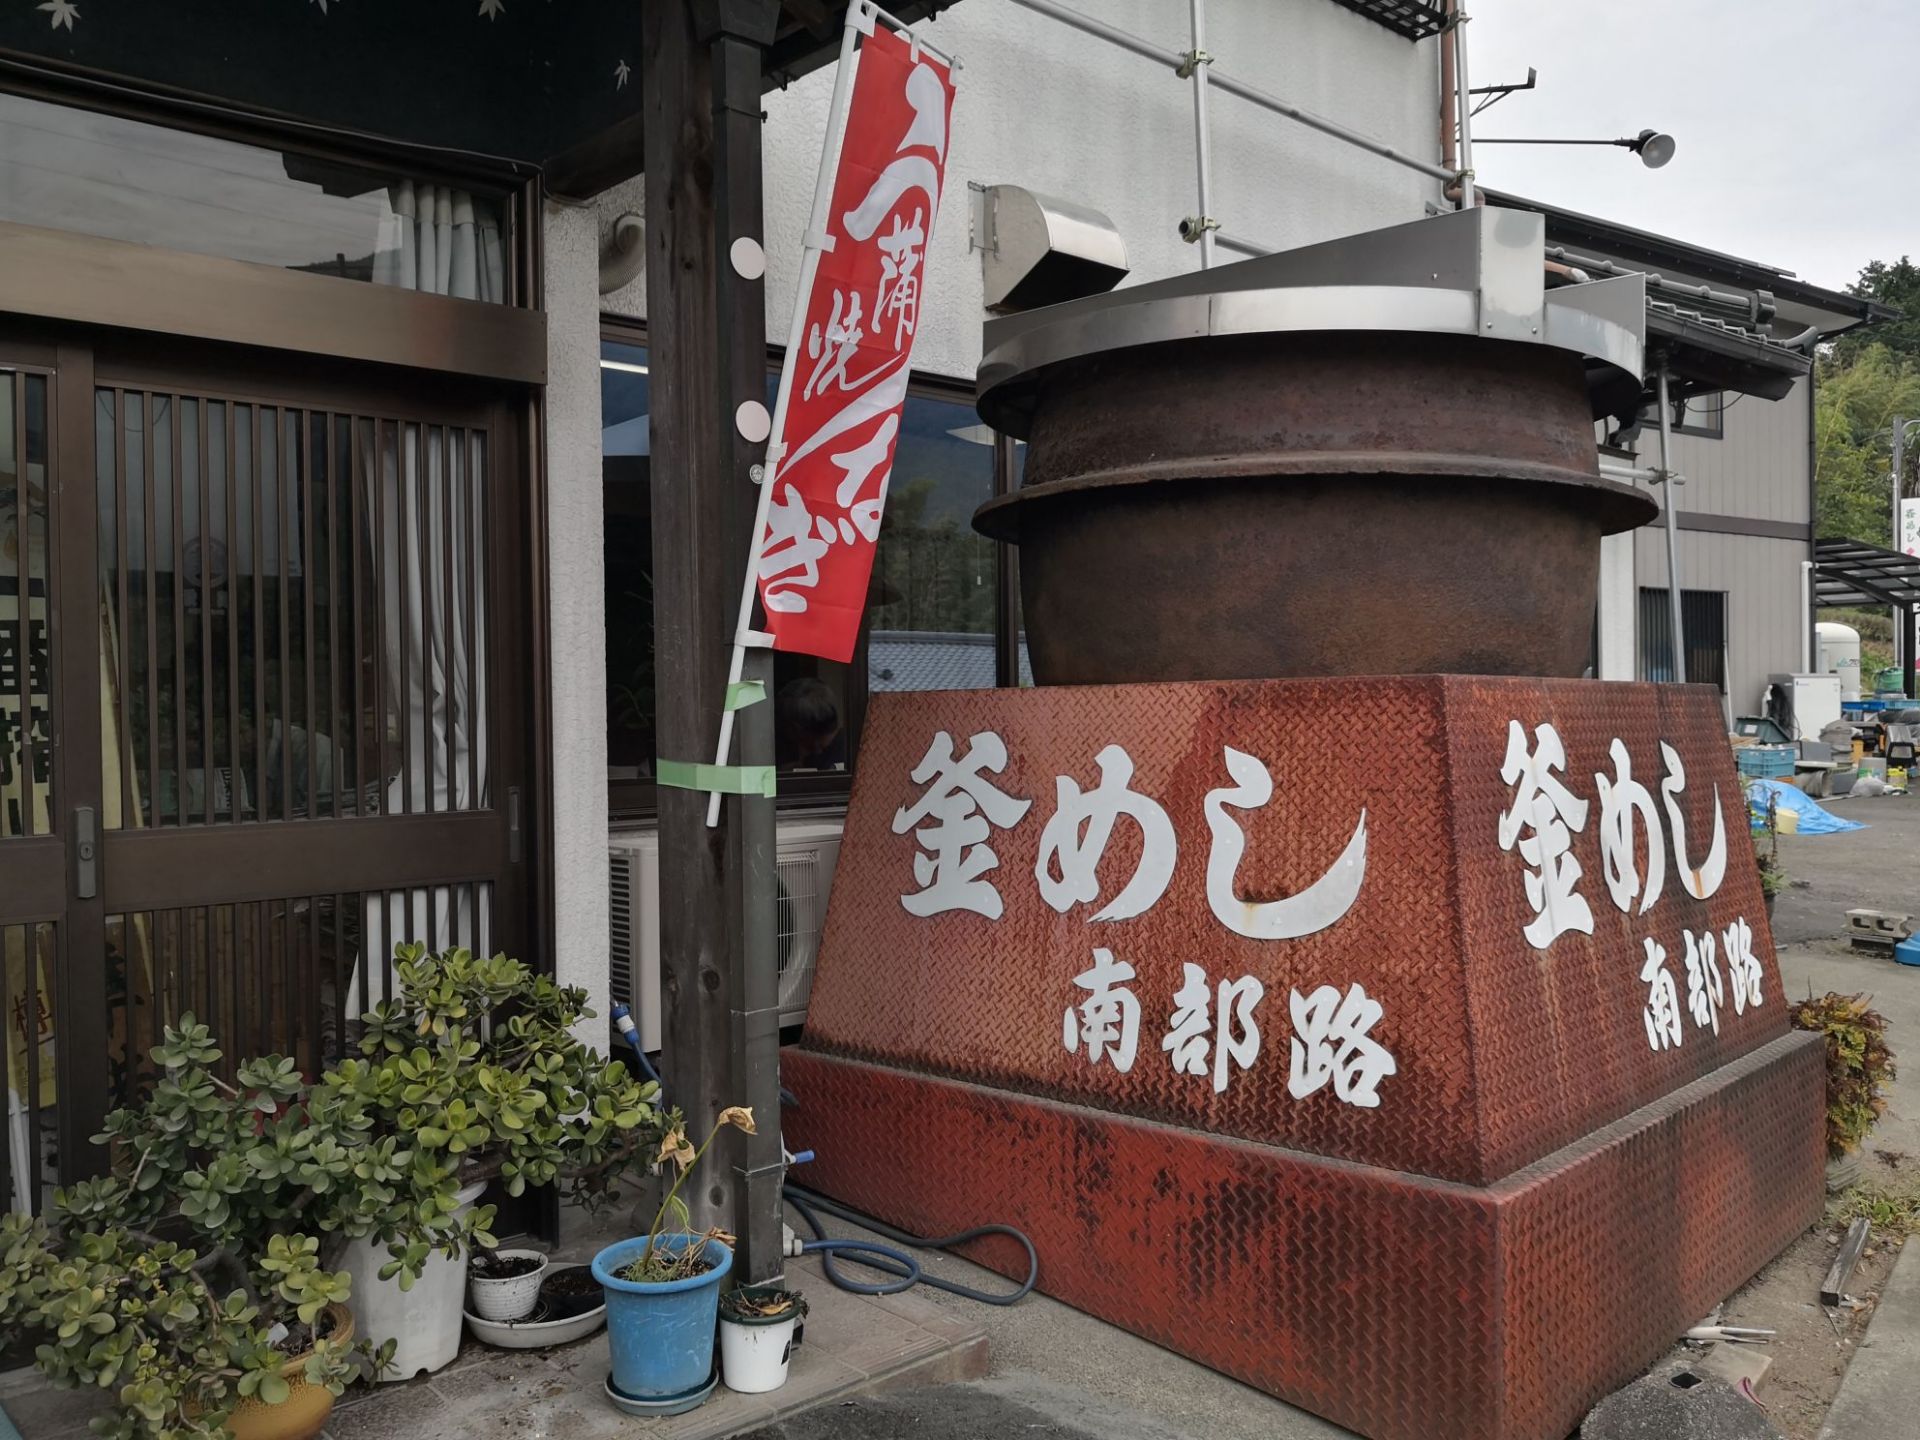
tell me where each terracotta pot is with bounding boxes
[223,1303,355,1440]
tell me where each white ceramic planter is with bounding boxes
[339,1180,488,1381]
[469,1248,549,1322]
[720,1312,801,1394]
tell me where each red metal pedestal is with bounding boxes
[784,677,1824,1440]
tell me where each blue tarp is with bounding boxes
[1746,779,1868,835]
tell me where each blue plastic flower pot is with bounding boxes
[592,1234,733,1399]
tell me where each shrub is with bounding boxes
[1790,990,1896,1159]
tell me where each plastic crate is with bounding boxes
[1736,746,1796,779]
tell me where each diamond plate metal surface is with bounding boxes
[806,677,1788,1185]
[789,677,1823,1440]
[783,1031,1825,1440]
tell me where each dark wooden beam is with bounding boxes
[643,0,785,1283]
[547,0,962,198]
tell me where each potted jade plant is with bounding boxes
[318,944,669,1379]
[0,1024,381,1440]
[0,1213,365,1440]
[593,1107,756,1409]
[45,944,669,1393]
[719,1285,808,1394]
[1790,990,1896,1192]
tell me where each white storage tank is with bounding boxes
[1817,622,1863,701]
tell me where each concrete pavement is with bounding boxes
[1817,1243,1920,1440]
[1770,792,1920,1161]
[1768,792,1920,1440]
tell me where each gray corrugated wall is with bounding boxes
[1630,375,1812,712]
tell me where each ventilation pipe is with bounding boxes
[598,212,645,295]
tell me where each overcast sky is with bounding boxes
[1465,0,1917,292]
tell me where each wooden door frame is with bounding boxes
[5,322,541,1189]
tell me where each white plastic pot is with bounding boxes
[339,1180,488,1381]
[468,1248,549,1322]
[720,1308,802,1394]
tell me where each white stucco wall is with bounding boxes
[541,198,610,1048]
[599,0,1445,379]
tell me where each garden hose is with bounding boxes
[609,1004,665,1090]
[783,1183,1037,1307]
[609,1005,1036,1306]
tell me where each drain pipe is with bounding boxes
[1656,370,1688,683]
[1453,7,1477,208]
[1800,561,1815,673]
[1439,0,1459,178]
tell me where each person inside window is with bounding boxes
[775,677,845,772]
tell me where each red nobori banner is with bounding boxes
[755,22,956,663]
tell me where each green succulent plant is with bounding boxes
[1790,989,1897,1159]
[0,944,673,1438]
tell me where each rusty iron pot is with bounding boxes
[974,333,1654,685]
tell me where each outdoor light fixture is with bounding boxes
[1477,128,1677,168]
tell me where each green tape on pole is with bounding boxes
[656,760,776,797]
[724,679,767,712]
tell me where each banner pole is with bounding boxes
[705,2,872,828]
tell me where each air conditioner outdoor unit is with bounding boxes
[608,817,844,1054]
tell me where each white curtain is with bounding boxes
[372,181,506,304]
[353,182,499,1009]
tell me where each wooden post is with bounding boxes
[643,0,786,1283]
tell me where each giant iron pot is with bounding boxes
[971,211,1655,686]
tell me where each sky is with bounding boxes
[1464,0,1918,292]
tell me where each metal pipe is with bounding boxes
[1656,369,1687,683]
[1453,7,1476,207]
[1894,416,1907,551]
[1008,0,1458,187]
[1598,458,1665,486]
[1215,229,1273,258]
[1477,137,1641,147]
[1800,560,1814,673]
[1188,0,1216,269]
[1545,244,1765,320]
[1439,0,1459,174]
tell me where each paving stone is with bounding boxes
[791,1275,948,1380]
[322,1380,453,1439]
[0,1382,107,1440]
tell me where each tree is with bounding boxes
[1839,257,1920,365]
[1815,343,1920,544]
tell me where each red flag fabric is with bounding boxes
[755,24,957,663]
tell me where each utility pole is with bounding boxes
[1895,418,1919,680]
[643,0,785,1283]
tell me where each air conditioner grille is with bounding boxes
[608,850,634,1002]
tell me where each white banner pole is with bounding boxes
[704,1,873,827]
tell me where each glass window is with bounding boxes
[1639,587,1728,691]
[1,371,51,837]
[602,343,1018,809]
[603,342,655,786]
[866,395,998,696]
[0,94,508,302]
